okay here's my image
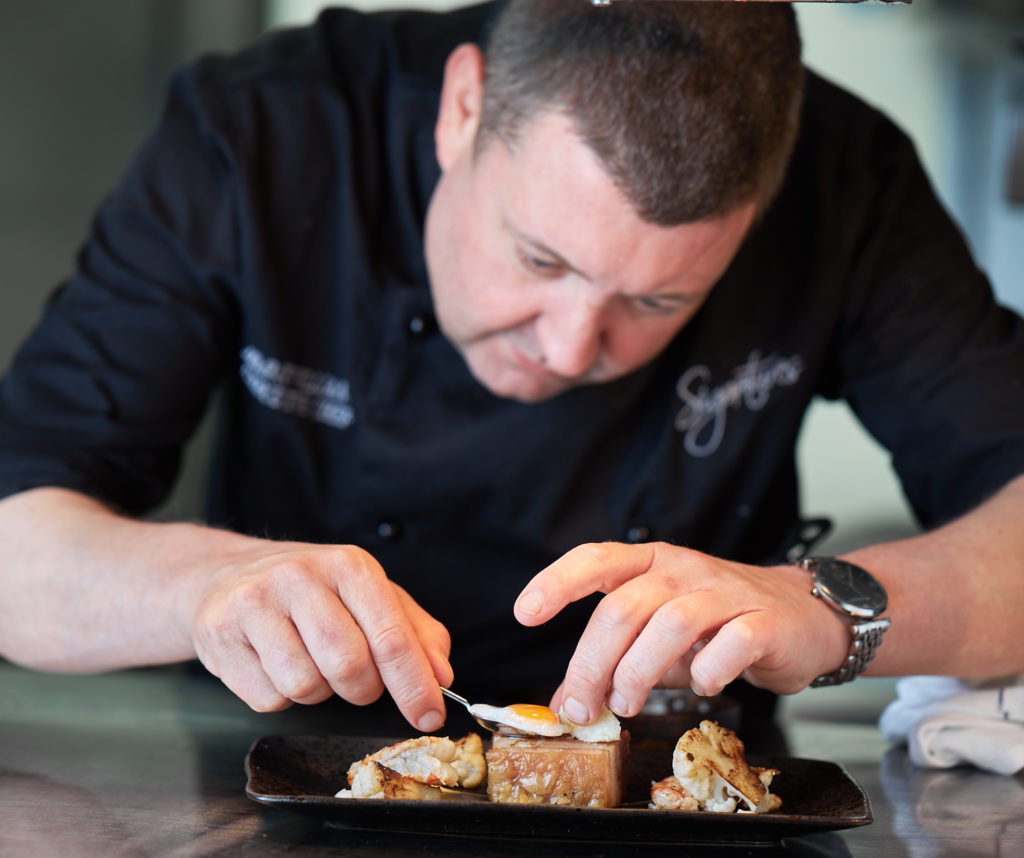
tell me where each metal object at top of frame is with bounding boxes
[588,1,911,6]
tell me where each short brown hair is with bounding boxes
[478,0,803,224]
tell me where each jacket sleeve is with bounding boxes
[0,60,241,516]
[811,90,1024,527]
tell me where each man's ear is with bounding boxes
[435,43,485,171]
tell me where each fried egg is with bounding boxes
[469,702,567,737]
[469,701,623,741]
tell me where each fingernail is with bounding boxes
[690,681,708,698]
[562,696,588,724]
[418,710,444,733]
[608,690,630,717]
[516,591,544,616]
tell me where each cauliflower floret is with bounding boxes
[705,795,738,813]
[673,752,740,813]
[748,768,783,813]
[671,720,781,814]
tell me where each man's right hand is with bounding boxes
[193,542,453,732]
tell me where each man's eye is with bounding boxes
[518,249,564,276]
[632,296,679,315]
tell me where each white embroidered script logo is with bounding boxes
[674,350,804,457]
[240,345,354,430]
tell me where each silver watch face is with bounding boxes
[811,557,888,619]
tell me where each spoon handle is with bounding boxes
[440,687,471,710]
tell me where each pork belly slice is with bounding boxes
[485,731,630,808]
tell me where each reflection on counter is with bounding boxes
[880,747,1024,858]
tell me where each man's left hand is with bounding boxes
[513,542,849,725]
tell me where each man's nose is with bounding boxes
[538,297,604,378]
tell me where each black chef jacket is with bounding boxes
[3,2,1024,699]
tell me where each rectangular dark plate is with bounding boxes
[245,734,872,846]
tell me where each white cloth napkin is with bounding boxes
[879,674,1024,775]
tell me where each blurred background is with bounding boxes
[1,2,1022,719]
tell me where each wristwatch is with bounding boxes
[796,556,891,687]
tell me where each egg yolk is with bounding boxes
[507,703,560,724]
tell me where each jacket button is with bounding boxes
[626,525,651,543]
[376,520,402,541]
[407,313,435,337]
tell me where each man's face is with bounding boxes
[424,48,756,404]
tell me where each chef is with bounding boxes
[1,1,1022,734]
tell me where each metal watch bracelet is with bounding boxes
[810,618,892,687]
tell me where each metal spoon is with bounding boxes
[440,687,501,733]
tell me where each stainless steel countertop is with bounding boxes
[1,661,1021,857]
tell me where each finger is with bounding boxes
[241,608,336,706]
[393,584,454,689]
[193,591,295,712]
[557,589,649,724]
[514,542,658,627]
[689,613,770,697]
[287,592,384,706]
[654,646,700,690]
[220,652,295,712]
[561,584,720,723]
[558,568,694,724]
[336,551,446,733]
[224,559,371,707]
[198,631,294,712]
[602,606,708,720]
[607,596,722,716]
